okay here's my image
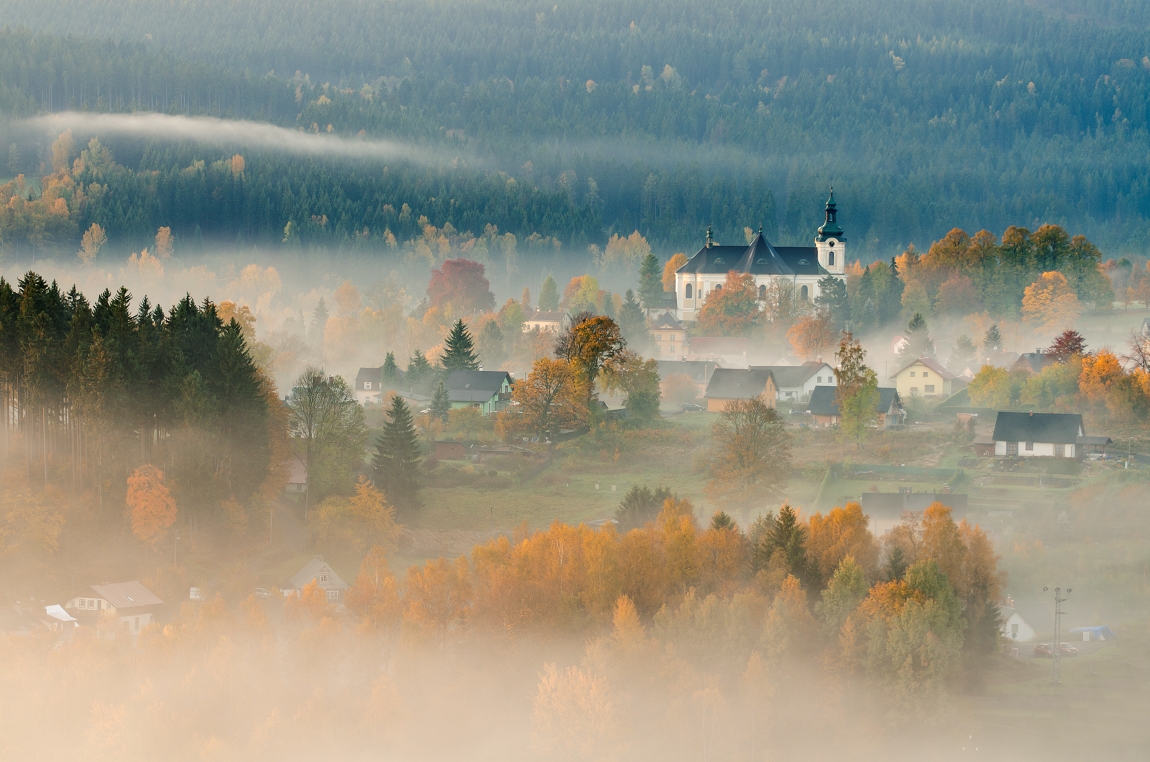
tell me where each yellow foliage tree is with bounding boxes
[126,464,177,547]
[787,312,837,360]
[806,502,880,583]
[154,226,174,259]
[311,477,399,556]
[78,223,107,264]
[1021,271,1082,331]
[662,252,688,291]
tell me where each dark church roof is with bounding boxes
[677,232,826,277]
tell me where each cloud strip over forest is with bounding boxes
[23,112,444,166]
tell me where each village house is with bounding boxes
[522,309,567,333]
[354,365,407,406]
[64,581,164,635]
[655,359,721,398]
[445,370,513,415]
[752,360,835,402]
[674,191,847,321]
[285,453,307,493]
[1011,350,1055,375]
[989,411,1109,459]
[1000,599,1036,643]
[889,356,957,399]
[806,386,903,427]
[649,312,688,359]
[703,368,778,412]
[286,556,349,602]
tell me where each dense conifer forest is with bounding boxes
[1,0,1150,257]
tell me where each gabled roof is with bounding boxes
[751,361,831,390]
[991,411,1083,444]
[288,556,348,591]
[655,360,721,384]
[356,365,405,389]
[704,368,775,400]
[677,232,828,277]
[890,355,956,381]
[650,312,685,330]
[807,386,901,417]
[445,370,511,402]
[1012,352,1054,375]
[89,581,164,609]
[525,309,566,323]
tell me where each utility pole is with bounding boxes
[174,535,181,566]
[1044,586,1071,684]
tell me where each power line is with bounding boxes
[1043,585,1071,684]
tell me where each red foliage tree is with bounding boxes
[427,259,495,314]
[1045,329,1087,363]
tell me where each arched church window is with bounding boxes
[758,285,766,300]
[714,284,722,292]
[685,284,693,299]
[800,285,809,301]
[828,251,835,266]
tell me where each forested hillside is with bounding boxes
[1,0,1150,256]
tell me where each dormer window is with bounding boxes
[798,259,808,266]
[756,258,768,264]
[713,257,724,264]
[364,382,372,390]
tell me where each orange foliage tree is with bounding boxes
[695,271,761,337]
[787,312,837,360]
[126,465,178,547]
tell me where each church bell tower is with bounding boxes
[815,188,845,275]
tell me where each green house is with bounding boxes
[446,370,513,415]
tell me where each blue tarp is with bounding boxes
[1069,625,1117,640]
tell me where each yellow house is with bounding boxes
[650,312,688,359]
[889,357,956,399]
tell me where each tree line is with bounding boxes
[0,270,283,530]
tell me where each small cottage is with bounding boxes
[445,370,513,415]
[889,356,957,399]
[64,581,164,635]
[703,368,778,412]
[287,556,349,602]
[990,411,1091,458]
[752,361,835,402]
[807,386,903,427]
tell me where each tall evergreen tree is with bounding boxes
[814,275,850,329]
[373,394,422,511]
[617,289,648,352]
[900,313,935,359]
[538,275,560,312]
[441,319,480,371]
[381,352,399,385]
[983,324,1002,353]
[406,349,433,393]
[638,252,663,311]
[430,378,451,422]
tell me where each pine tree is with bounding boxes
[441,319,480,371]
[900,313,935,358]
[381,352,399,385]
[373,395,423,511]
[309,298,329,347]
[948,335,976,374]
[538,275,560,312]
[638,252,663,311]
[617,289,648,352]
[406,349,433,393]
[814,275,850,329]
[431,378,451,421]
[983,324,1002,353]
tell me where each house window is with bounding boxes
[910,387,918,396]
[923,371,929,378]
[910,372,916,377]
[1054,443,1065,457]
[925,385,935,393]
[670,345,675,353]
[816,376,821,383]
[326,590,339,601]
[685,284,693,299]
[1008,442,1018,456]
[1011,623,1019,638]
[320,575,328,583]
[364,382,372,390]
[1025,442,1034,451]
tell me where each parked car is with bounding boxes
[252,588,272,599]
[681,403,703,412]
[1033,642,1079,657]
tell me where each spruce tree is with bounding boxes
[406,349,433,393]
[900,313,935,358]
[381,352,399,385]
[617,289,648,351]
[373,394,423,511]
[638,252,663,311]
[983,323,1002,353]
[538,275,560,312]
[431,378,451,421]
[814,275,850,329]
[441,319,480,371]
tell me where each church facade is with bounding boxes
[674,191,847,322]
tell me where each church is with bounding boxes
[674,190,847,321]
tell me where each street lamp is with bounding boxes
[174,535,181,566]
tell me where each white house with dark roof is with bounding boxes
[64,581,164,634]
[751,361,835,402]
[675,191,847,321]
[355,365,406,406]
[991,411,1094,458]
[287,556,349,602]
[523,309,567,333]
